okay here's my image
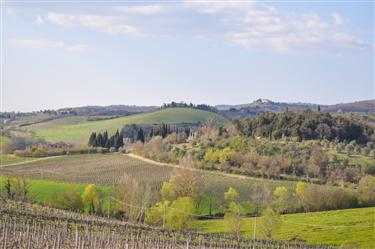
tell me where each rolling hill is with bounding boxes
[218,99,375,118]
[21,108,228,144]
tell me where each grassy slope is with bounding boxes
[195,207,375,248]
[23,108,228,144]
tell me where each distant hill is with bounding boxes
[217,99,374,118]
[58,105,158,116]
[322,100,375,113]
[22,108,228,144]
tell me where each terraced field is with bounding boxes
[21,108,228,144]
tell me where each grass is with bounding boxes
[0,154,37,166]
[0,153,294,216]
[22,108,228,144]
[0,175,111,204]
[194,207,375,248]
[327,150,375,167]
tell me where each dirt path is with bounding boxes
[0,155,67,168]
[126,153,257,181]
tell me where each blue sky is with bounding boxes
[2,1,374,112]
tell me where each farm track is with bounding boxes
[0,155,67,168]
[127,153,260,181]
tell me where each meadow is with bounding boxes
[194,207,375,248]
[19,108,228,144]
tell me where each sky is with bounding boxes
[2,0,374,112]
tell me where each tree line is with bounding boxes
[88,130,124,149]
[233,110,374,144]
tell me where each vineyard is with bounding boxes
[0,154,294,207]
[0,199,335,249]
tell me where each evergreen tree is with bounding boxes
[136,128,145,143]
[97,133,104,147]
[103,131,109,147]
[150,128,154,138]
[115,134,124,149]
[88,132,97,147]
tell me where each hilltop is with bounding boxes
[19,108,228,144]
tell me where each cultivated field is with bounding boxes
[0,153,294,214]
[0,199,333,249]
[19,108,228,144]
[195,207,375,248]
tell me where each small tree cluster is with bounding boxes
[88,130,124,149]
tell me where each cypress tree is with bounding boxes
[115,134,124,149]
[97,133,104,147]
[136,128,145,143]
[88,132,97,147]
[103,131,108,147]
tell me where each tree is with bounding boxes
[114,174,151,222]
[258,208,281,239]
[160,182,176,201]
[88,132,97,147]
[169,156,201,199]
[224,202,244,239]
[115,134,124,149]
[273,186,295,213]
[136,128,145,143]
[224,187,240,203]
[250,183,272,215]
[166,197,195,229]
[145,200,170,227]
[81,184,99,214]
[358,175,375,206]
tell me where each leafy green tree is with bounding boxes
[166,197,195,229]
[224,201,244,238]
[82,184,99,214]
[224,187,240,203]
[145,200,170,227]
[160,182,176,201]
[258,208,281,239]
[358,175,375,205]
[273,186,295,213]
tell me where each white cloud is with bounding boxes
[115,5,167,15]
[34,15,44,25]
[332,12,344,26]
[6,8,15,16]
[45,3,370,53]
[47,12,139,35]
[8,38,88,53]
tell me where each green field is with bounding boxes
[0,154,40,166]
[195,207,375,248]
[0,176,111,205]
[0,153,294,215]
[21,108,228,144]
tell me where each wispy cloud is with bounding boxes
[34,15,44,25]
[6,8,16,16]
[47,12,139,35]
[115,5,167,15]
[331,12,344,26]
[44,3,370,53]
[8,38,88,53]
